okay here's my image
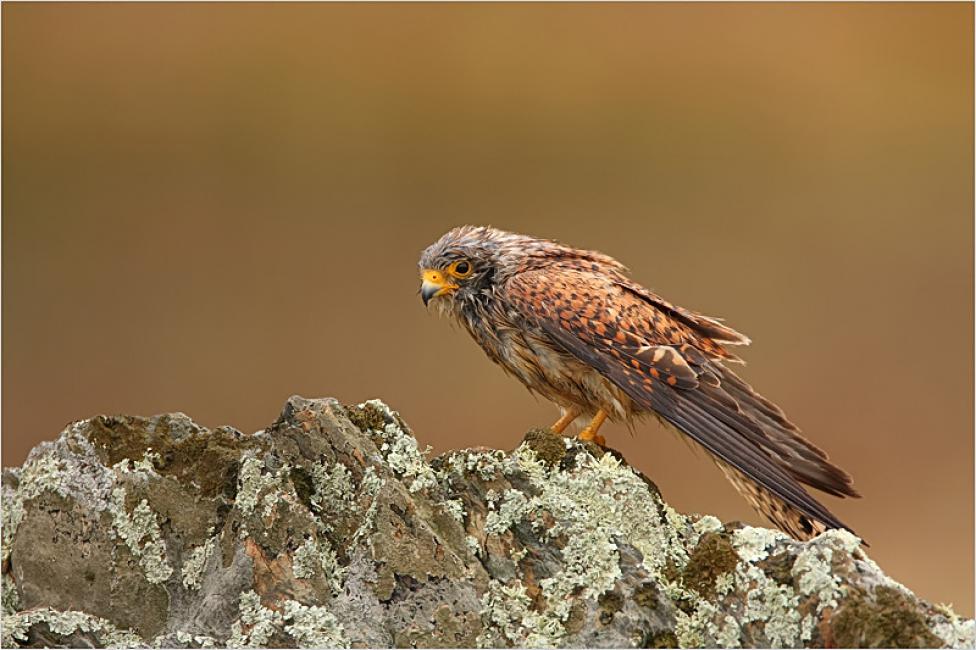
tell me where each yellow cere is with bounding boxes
[421,269,455,289]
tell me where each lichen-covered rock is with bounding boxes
[1,396,972,648]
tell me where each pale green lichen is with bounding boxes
[690,526,955,649]
[234,455,304,539]
[471,449,519,481]
[364,401,437,493]
[714,571,736,597]
[691,515,723,536]
[380,424,437,492]
[661,579,699,606]
[525,446,684,575]
[175,631,217,647]
[935,602,957,618]
[675,597,740,648]
[3,572,20,615]
[476,443,697,647]
[724,532,806,647]
[293,537,345,595]
[800,613,817,644]
[466,535,483,558]
[261,469,293,518]
[360,464,383,494]
[731,526,788,563]
[739,566,801,647]
[819,528,862,555]
[675,599,720,648]
[226,590,349,649]
[442,498,465,524]
[309,461,354,522]
[793,544,842,611]
[672,526,805,648]
[292,538,319,579]
[110,487,173,584]
[2,607,143,648]
[836,529,915,597]
[2,451,64,561]
[181,534,217,590]
[6,406,964,649]
[716,614,742,648]
[281,599,349,648]
[349,466,385,549]
[235,456,279,518]
[112,450,161,477]
[485,489,532,535]
[930,603,976,648]
[439,448,520,485]
[227,591,282,648]
[478,579,565,648]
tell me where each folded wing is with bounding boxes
[506,267,859,536]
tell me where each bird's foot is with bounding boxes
[577,409,608,447]
[549,408,582,435]
[578,429,606,446]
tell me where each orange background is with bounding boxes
[4,3,973,615]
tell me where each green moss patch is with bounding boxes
[598,590,624,624]
[680,532,740,600]
[831,586,942,648]
[87,415,262,499]
[758,550,797,587]
[644,629,679,648]
[633,582,663,612]
[521,429,567,466]
[344,403,388,433]
[289,467,316,512]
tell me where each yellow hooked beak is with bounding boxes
[420,268,458,306]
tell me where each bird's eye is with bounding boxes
[449,260,473,278]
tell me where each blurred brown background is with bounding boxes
[3,3,972,615]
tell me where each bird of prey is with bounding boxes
[418,225,860,540]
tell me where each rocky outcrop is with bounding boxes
[2,396,972,648]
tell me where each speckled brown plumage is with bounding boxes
[418,225,860,540]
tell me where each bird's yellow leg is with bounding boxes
[578,410,608,446]
[550,407,582,435]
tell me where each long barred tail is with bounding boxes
[716,460,828,541]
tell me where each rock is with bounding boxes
[1,396,972,648]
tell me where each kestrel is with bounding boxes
[418,226,860,541]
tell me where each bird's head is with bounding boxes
[418,225,625,314]
[417,226,522,313]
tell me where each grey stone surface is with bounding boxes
[1,396,972,648]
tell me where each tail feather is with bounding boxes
[716,460,828,541]
[716,366,860,498]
